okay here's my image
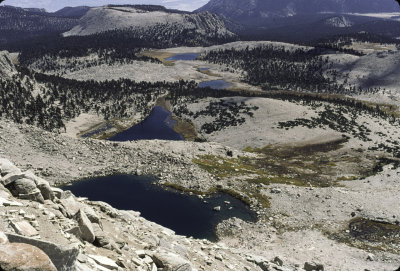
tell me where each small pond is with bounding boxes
[199,80,233,90]
[165,53,200,61]
[63,175,257,241]
[109,106,184,141]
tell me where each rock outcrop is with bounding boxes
[0,162,54,204]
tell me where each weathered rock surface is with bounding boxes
[6,234,79,271]
[0,242,57,271]
[60,196,83,218]
[304,262,324,271]
[0,231,8,244]
[74,209,95,243]
[8,178,45,203]
[87,254,119,270]
[9,220,39,237]
[152,250,194,271]
[0,158,21,176]
[23,171,55,201]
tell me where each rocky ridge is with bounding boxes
[0,157,308,271]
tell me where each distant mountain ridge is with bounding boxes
[52,6,90,18]
[195,0,400,43]
[196,0,400,25]
[62,5,237,47]
[64,5,235,37]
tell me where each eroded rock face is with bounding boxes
[0,242,57,271]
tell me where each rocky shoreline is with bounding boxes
[1,156,315,271]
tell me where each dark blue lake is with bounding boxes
[166,53,200,61]
[63,175,257,241]
[199,80,233,90]
[110,106,184,141]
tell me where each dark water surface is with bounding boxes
[165,53,200,61]
[110,106,183,141]
[199,80,233,90]
[63,175,257,241]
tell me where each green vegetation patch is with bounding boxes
[192,135,384,210]
[173,119,198,141]
[193,155,262,179]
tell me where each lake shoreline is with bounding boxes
[63,174,257,241]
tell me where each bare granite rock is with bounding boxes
[0,242,57,271]
[6,233,79,271]
[74,209,95,243]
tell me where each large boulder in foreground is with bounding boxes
[6,233,79,271]
[0,242,57,271]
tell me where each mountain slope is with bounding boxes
[63,5,236,46]
[0,51,17,79]
[197,0,400,24]
[0,6,79,44]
